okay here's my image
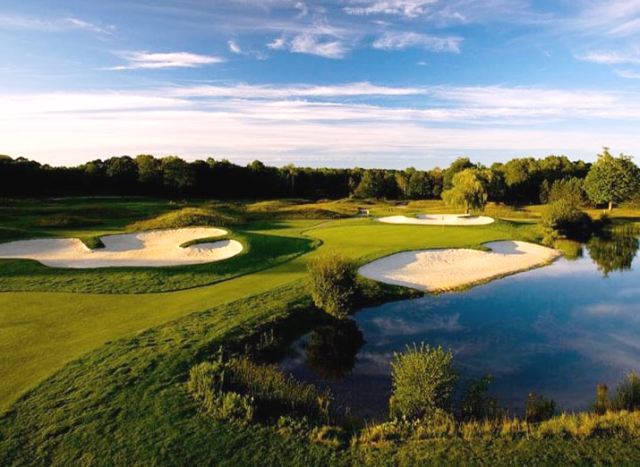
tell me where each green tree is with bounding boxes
[307,254,357,319]
[406,170,433,199]
[105,156,138,189]
[389,343,457,419]
[161,156,194,194]
[443,157,474,190]
[441,168,491,214]
[584,148,640,211]
[353,171,379,198]
[135,154,162,189]
[548,177,586,206]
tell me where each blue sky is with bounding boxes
[1,0,639,168]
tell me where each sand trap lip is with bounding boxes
[0,227,243,269]
[378,214,494,226]
[358,241,560,293]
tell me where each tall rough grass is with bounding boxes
[187,356,331,424]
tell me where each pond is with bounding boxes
[279,231,640,420]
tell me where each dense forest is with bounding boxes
[0,152,602,205]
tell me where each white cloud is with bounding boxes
[373,31,462,53]
[290,34,348,58]
[267,36,287,49]
[171,82,425,98]
[571,0,640,37]
[109,51,225,70]
[615,68,640,79]
[345,0,439,18]
[269,34,349,58]
[1,83,639,166]
[0,14,113,34]
[228,40,243,54]
[576,49,640,65]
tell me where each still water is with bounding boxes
[279,232,640,419]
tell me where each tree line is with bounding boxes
[0,150,635,207]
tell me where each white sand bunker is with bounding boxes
[0,227,243,268]
[379,214,494,226]
[359,241,560,292]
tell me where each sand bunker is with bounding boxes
[0,227,243,268]
[378,214,494,226]
[359,241,560,292]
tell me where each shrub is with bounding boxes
[389,343,457,419]
[612,372,640,411]
[307,254,358,319]
[525,393,555,423]
[541,199,592,237]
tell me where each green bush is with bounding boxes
[389,343,457,419]
[307,254,358,319]
[525,393,555,423]
[541,199,592,236]
[612,372,640,411]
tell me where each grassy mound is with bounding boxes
[127,207,244,231]
[245,200,351,220]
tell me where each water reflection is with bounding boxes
[587,230,639,277]
[280,231,640,419]
[305,320,364,380]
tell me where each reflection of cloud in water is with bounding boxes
[523,257,596,277]
[618,287,640,298]
[355,351,394,376]
[577,302,640,320]
[369,312,463,336]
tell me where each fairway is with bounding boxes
[0,217,534,412]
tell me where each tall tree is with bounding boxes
[442,168,491,214]
[584,148,640,211]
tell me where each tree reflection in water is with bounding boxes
[305,319,364,381]
[587,228,639,277]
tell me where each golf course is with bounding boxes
[2,186,640,465]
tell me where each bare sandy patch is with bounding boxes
[0,227,243,268]
[379,214,495,226]
[359,241,560,292]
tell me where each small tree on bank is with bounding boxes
[441,168,491,214]
[307,254,357,319]
[584,148,640,211]
[389,343,457,419]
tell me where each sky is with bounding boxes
[1,0,640,169]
